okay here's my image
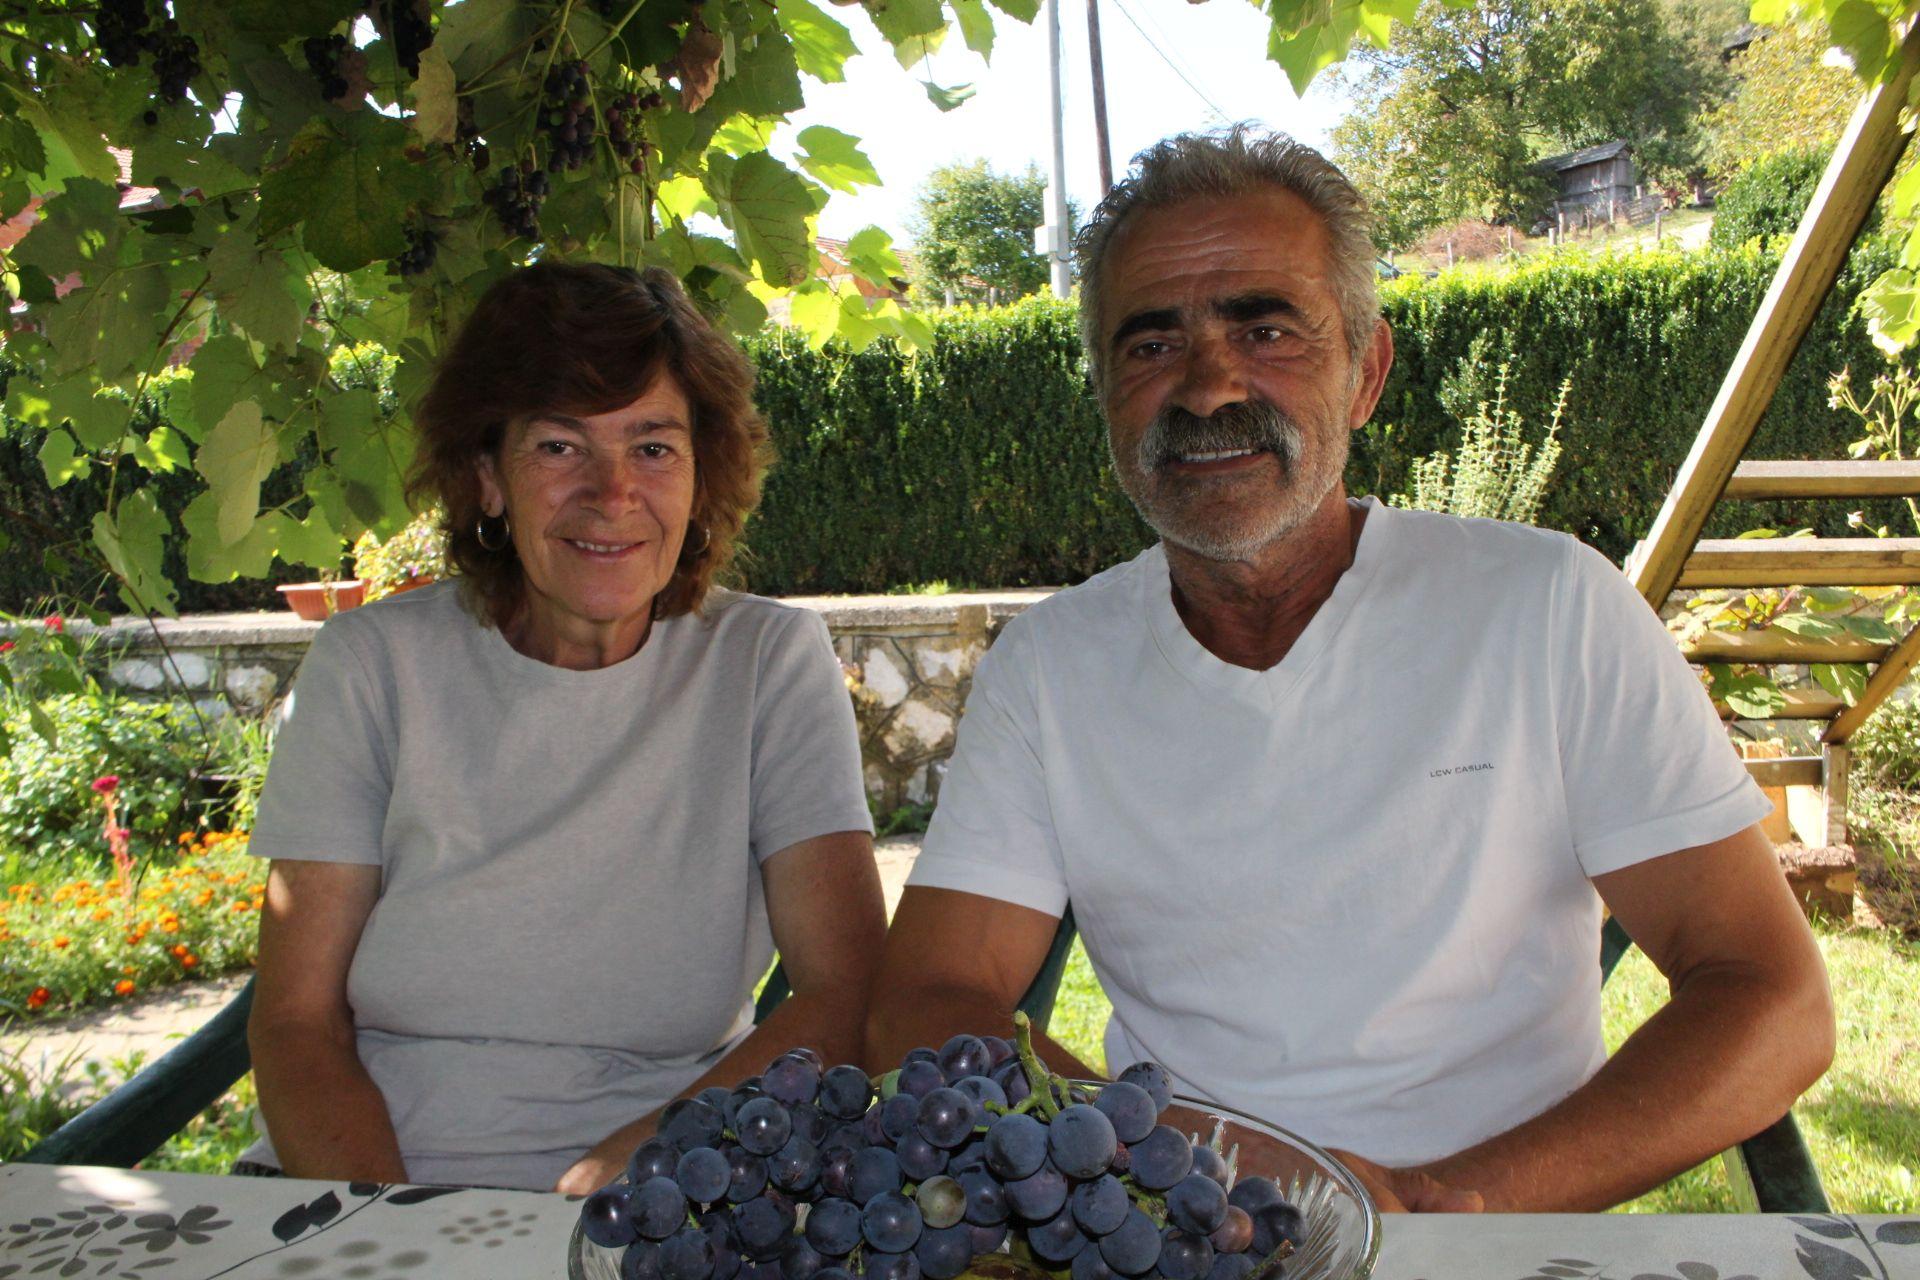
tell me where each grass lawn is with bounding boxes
[1045,922,1919,1214]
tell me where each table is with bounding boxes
[4,1164,1917,1280]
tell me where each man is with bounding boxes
[866,129,1834,1213]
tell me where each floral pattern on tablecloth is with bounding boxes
[1508,1216,1920,1280]
[0,1182,467,1279]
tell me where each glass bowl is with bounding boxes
[569,1091,1380,1280]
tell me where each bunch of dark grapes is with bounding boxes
[540,61,597,174]
[484,165,546,241]
[95,0,150,68]
[394,225,438,277]
[578,1017,1307,1280]
[146,18,200,103]
[456,98,489,172]
[605,90,662,177]
[303,33,353,101]
[377,0,434,79]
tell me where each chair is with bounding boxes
[18,910,1084,1169]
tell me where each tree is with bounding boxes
[908,160,1052,304]
[1331,0,1724,250]
[1699,24,1859,178]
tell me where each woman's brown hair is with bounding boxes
[410,262,773,620]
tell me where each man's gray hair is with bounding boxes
[1073,126,1380,388]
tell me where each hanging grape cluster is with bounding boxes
[578,1017,1309,1280]
[485,165,548,241]
[541,61,598,173]
[606,90,663,176]
[302,33,353,101]
[457,98,489,173]
[394,225,438,277]
[90,1,200,103]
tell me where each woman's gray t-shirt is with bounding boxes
[244,581,873,1190]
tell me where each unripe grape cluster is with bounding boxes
[541,61,598,174]
[605,90,663,176]
[578,1019,1306,1280]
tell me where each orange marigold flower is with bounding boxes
[121,966,135,975]
[26,987,49,1009]
[53,936,70,949]
[180,954,198,968]
[114,979,135,995]
[170,943,188,958]
[91,908,111,922]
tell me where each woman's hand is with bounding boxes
[556,1132,646,1196]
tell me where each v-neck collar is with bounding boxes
[1146,496,1393,710]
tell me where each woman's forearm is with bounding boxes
[250,1019,409,1183]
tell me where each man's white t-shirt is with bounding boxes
[908,499,1770,1165]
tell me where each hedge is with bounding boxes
[0,237,1901,609]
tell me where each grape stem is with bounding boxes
[1244,1240,1295,1280]
[1009,1011,1063,1120]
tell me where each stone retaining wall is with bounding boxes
[79,591,1055,811]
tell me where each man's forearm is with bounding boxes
[1416,963,1833,1211]
[251,1024,408,1183]
[866,983,1102,1081]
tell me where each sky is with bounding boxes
[775,0,1353,244]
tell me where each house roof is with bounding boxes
[1536,140,1630,173]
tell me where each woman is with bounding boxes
[242,263,885,1194]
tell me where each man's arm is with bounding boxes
[557,831,886,1193]
[866,886,1101,1079]
[1407,822,1834,1212]
[249,859,410,1182]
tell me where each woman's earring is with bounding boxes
[476,512,512,552]
[685,523,712,559]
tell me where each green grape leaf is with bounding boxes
[871,0,948,66]
[706,29,806,119]
[657,173,719,222]
[790,282,842,349]
[259,114,424,272]
[3,84,118,188]
[923,80,977,111]
[1811,662,1869,705]
[437,0,539,78]
[5,374,126,451]
[197,399,278,546]
[409,46,459,146]
[951,0,995,57]
[0,115,48,182]
[37,427,89,488]
[1827,0,1894,82]
[845,226,905,286]
[10,178,124,281]
[318,389,409,533]
[711,151,818,287]
[133,425,192,473]
[183,494,285,582]
[279,504,346,571]
[713,116,778,154]
[206,229,311,353]
[93,488,178,616]
[179,334,266,441]
[44,263,179,382]
[797,126,880,194]
[1862,268,1920,355]
[1770,613,1845,638]
[775,0,858,82]
[985,0,1040,22]
[1715,668,1788,719]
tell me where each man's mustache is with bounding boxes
[1138,400,1303,471]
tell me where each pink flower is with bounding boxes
[92,775,120,796]
[43,615,64,633]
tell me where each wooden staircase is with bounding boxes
[1624,20,1920,851]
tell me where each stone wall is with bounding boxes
[77,591,1054,811]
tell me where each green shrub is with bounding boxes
[0,693,215,867]
[1853,694,1920,789]
[1709,147,1848,249]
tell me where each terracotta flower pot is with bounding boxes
[277,580,367,621]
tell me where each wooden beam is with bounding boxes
[1747,756,1823,787]
[1826,618,1920,742]
[1677,537,1920,587]
[1724,460,1920,499]
[1627,21,1920,607]
[1718,689,1847,720]
[1681,630,1890,663]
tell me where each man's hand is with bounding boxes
[1328,1149,1483,1214]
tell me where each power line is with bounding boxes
[1106,0,1230,123]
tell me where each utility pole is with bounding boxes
[1041,0,1072,298]
[1087,0,1113,196]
